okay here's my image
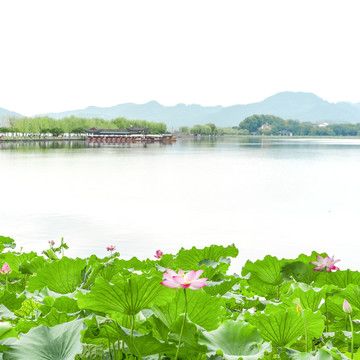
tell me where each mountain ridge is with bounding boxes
[1,92,360,128]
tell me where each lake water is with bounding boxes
[1,137,360,274]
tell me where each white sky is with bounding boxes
[1,0,360,116]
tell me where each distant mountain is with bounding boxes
[42,101,224,128]
[16,92,360,128]
[202,92,360,127]
[0,107,23,126]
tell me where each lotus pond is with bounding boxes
[0,236,359,360]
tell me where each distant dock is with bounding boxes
[85,127,176,144]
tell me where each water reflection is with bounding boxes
[0,140,88,151]
[0,139,177,151]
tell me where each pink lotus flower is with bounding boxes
[50,240,55,246]
[343,299,353,314]
[154,250,163,259]
[310,255,340,272]
[0,263,11,275]
[106,245,116,252]
[161,268,207,290]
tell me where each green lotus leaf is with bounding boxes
[146,314,170,341]
[53,296,80,314]
[151,288,223,331]
[39,296,80,316]
[15,319,38,334]
[81,317,121,346]
[42,248,59,261]
[158,254,175,269]
[223,292,266,313]
[108,311,149,334]
[0,305,17,320]
[303,309,325,338]
[37,307,79,327]
[282,252,327,285]
[168,315,207,357]
[78,344,104,360]
[324,296,349,321]
[19,256,47,275]
[199,319,271,360]
[284,283,326,312]
[77,273,172,316]
[0,322,17,340]
[117,257,155,272]
[16,309,79,334]
[82,316,175,358]
[242,255,287,298]
[130,333,176,357]
[27,257,87,294]
[14,299,41,319]
[0,252,38,281]
[0,292,26,312]
[0,236,16,253]
[204,278,239,296]
[285,348,339,359]
[197,259,233,281]
[174,244,239,270]
[314,270,360,288]
[282,261,318,285]
[246,307,304,347]
[4,251,38,268]
[3,319,85,360]
[341,284,360,310]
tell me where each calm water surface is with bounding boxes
[1,137,360,274]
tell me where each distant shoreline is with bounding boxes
[0,137,86,143]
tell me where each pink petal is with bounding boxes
[165,269,178,277]
[184,271,197,282]
[189,279,207,290]
[180,283,191,289]
[161,280,181,289]
[172,276,185,285]
[178,269,184,276]
[163,273,175,281]
[316,255,324,262]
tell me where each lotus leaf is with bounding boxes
[3,319,85,360]
[27,257,87,294]
[200,319,271,359]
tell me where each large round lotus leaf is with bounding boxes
[77,273,172,315]
[3,319,85,360]
[27,257,86,294]
[199,319,271,359]
[174,244,238,270]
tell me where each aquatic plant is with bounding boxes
[0,237,359,359]
[310,255,340,272]
[161,269,207,360]
[161,268,207,290]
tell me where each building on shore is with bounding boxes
[84,127,175,144]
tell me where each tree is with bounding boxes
[179,126,190,134]
[49,127,63,137]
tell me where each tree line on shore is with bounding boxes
[236,114,360,136]
[0,116,167,137]
[180,115,360,136]
[1,114,360,138]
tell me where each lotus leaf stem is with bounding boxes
[349,314,354,359]
[175,288,188,360]
[301,309,308,352]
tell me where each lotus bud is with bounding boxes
[343,299,353,314]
